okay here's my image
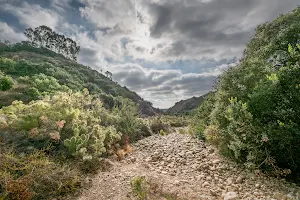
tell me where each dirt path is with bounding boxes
[78,132,300,200]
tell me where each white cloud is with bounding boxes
[0,22,26,42]
[51,0,71,12]
[1,2,60,28]
[109,63,220,108]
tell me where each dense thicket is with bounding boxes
[193,7,300,182]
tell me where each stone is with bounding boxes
[210,189,218,196]
[235,175,244,184]
[202,182,210,187]
[226,178,234,185]
[208,148,215,154]
[224,192,239,200]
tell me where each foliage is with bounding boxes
[0,90,121,162]
[0,149,81,200]
[24,26,80,60]
[0,46,157,115]
[200,7,300,182]
[150,116,170,134]
[130,176,179,200]
[112,98,151,142]
[159,129,166,136]
[0,72,14,91]
[190,92,216,139]
[131,176,148,200]
[166,94,209,116]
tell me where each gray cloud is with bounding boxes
[146,0,299,59]
[110,63,218,108]
[0,0,299,108]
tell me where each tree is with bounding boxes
[105,71,113,80]
[24,26,80,61]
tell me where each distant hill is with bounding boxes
[0,42,159,116]
[166,93,210,115]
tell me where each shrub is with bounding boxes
[0,150,81,200]
[150,117,170,134]
[159,129,166,136]
[209,44,300,179]
[200,7,300,181]
[24,87,41,99]
[113,98,149,142]
[0,72,14,91]
[178,128,185,135]
[0,90,121,162]
[131,176,148,200]
[191,92,216,139]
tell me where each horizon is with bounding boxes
[0,0,299,108]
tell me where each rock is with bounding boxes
[235,175,244,184]
[130,157,137,163]
[208,148,215,154]
[224,192,238,200]
[226,178,234,185]
[210,189,218,196]
[213,159,221,164]
[202,182,210,187]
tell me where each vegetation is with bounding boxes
[0,43,158,115]
[0,71,14,91]
[0,29,161,199]
[192,7,300,182]
[24,26,80,61]
[166,93,209,116]
[130,176,178,200]
[131,176,148,200]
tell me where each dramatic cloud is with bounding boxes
[0,2,60,29]
[0,0,298,107]
[0,22,26,42]
[109,63,224,108]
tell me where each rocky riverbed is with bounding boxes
[78,132,300,200]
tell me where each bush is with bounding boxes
[0,90,121,162]
[0,150,81,200]
[200,7,300,182]
[131,176,148,200]
[191,92,216,139]
[113,98,150,142]
[150,117,170,134]
[0,72,14,91]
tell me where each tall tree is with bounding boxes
[24,26,80,61]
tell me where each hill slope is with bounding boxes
[166,93,210,115]
[0,43,159,116]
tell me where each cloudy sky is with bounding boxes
[0,0,299,108]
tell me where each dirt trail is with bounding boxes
[78,131,300,200]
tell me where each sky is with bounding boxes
[0,0,299,108]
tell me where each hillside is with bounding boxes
[0,42,159,116]
[166,93,210,115]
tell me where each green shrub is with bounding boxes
[0,72,14,91]
[0,90,121,162]
[191,92,216,139]
[113,98,150,142]
[178,128,185,135]
[131,176,148,200]
[150,117,170,134]
[0,150,81,200]
[205,8,300,181]
[159,129,166,136]
[24,87,41,99]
